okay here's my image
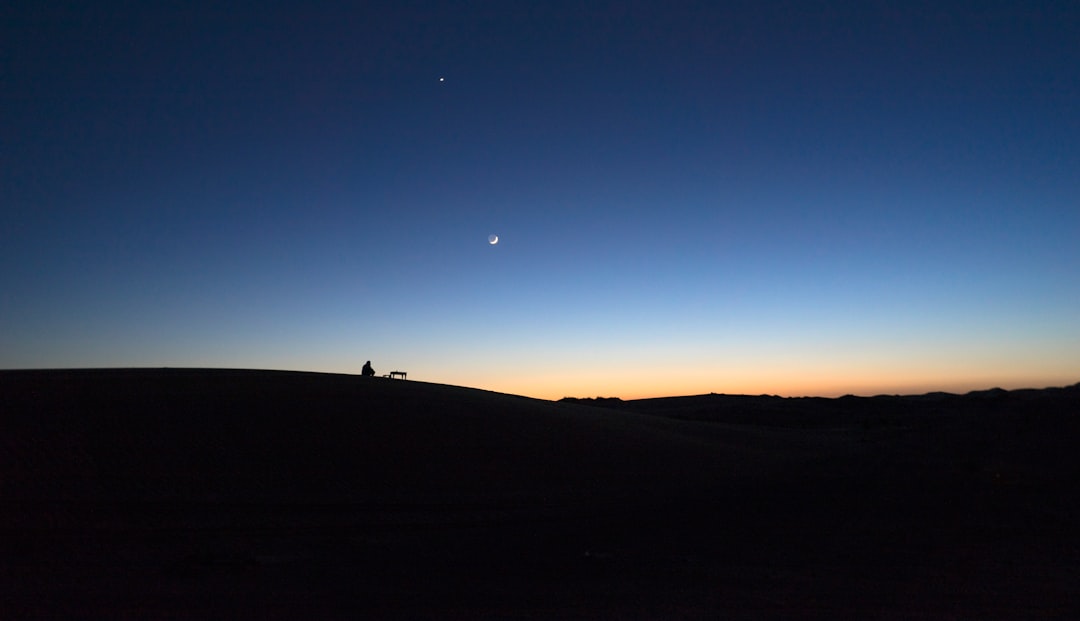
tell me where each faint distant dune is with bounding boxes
[566,382,1080,428]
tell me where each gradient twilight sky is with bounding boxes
[3,1,1078,399]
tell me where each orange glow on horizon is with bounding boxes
[444,368,1080,401]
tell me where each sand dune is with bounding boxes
[3,369,1078,619]
[4,369,829,508]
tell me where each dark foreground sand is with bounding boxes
[3,369,1078,619]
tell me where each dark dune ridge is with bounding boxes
[3,368,1079,619]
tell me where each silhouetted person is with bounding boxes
[362,360,375,377]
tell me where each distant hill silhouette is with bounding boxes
[558,395,624,407]
[563,383,1080,429]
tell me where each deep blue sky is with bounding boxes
[3,1,1078,398]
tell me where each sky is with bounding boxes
[3,0,1079,400]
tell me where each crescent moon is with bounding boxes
[488,234,499,245]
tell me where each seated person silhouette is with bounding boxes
[361,360,375,377]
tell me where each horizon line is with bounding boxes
[3,366,1077,402]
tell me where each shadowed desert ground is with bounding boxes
[3,369,1079,619]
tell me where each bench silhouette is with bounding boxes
[385,371,407,380]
